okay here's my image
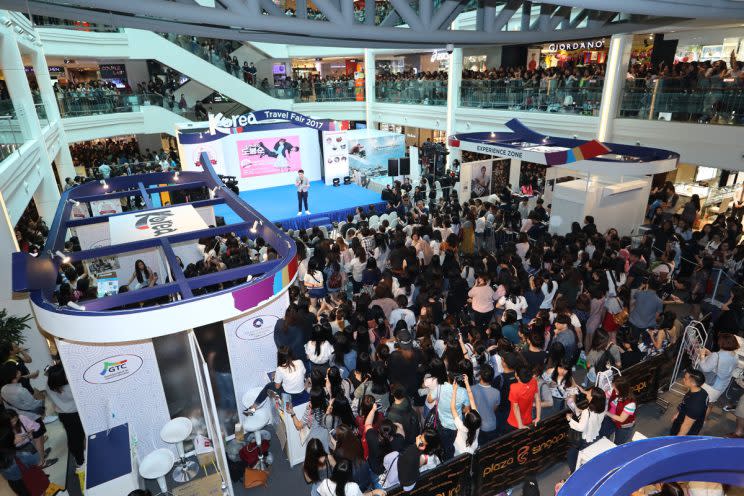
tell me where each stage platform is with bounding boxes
[214,180,386,230]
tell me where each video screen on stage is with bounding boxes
[237,135,302,178]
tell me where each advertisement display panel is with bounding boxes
[236,135,302,178]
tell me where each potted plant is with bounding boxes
[0,309,31,349]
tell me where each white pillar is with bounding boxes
[364,49,376,130]
[597,34,632,142]
[32,171,60,225]
[0,32,41,141]
[0,194,53,390]
[509,159,522,192]
[445,47,462,170]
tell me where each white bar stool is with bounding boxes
[139,448,175,496]
[160,417,199,483]
[241,386,272,470]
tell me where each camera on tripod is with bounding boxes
[218,174,240,195]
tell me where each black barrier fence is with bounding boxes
[382,355,675,496]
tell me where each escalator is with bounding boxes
[558,436,744,495]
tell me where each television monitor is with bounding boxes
[97,277,119,298]
[695,166,717,182]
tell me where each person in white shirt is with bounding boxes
[474,216,486,250]
[389,295,416,330]
[496,285,528,321]
[47,364,85,468]
[244,346,307,415]
[566,386,606,473]
[450,375,481,456]
[305,325,335,371]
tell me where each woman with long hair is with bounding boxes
[126,259,156,289]
[542,358,578,412]
[247,346,308,412]
[305,258,327,310]
[600,376,637,445]
[450,375,481,456]
[288,387,331,451]
[317,457,386,496]
[566,386,606,473]
[305,324,335,373]
[47,363,85,468]
[353,364,390,414]
[304,439,332,496]
[348,246,368,294]
[332,424,373,491]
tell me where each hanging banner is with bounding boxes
[208,109,341,135]
[223,292,290,417]
[322,131,350,185]
[57,339,173,458]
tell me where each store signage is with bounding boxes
[109,205,209,244]
[208,109,332,134]
[83,354,144,384]
[475,144,524,159]
[430,50,450,62]
[546,39,605,52]
[235,314,280,341]
[99,63,127,79]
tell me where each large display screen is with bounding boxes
[236,136,302,178]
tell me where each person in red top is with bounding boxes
[507,366,541,431]
[599,376,636,444]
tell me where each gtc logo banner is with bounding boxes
[83,354,144,384]
[134,210,176,237]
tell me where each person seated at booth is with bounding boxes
[126,259,157,290]
[243,346,308,416]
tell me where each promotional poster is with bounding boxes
[347,132,406,178]
[236,136,302,178]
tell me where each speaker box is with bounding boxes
[333,178,340,187]
[399,157,410,175]
[343,176,351,185]
[387,158,399,177]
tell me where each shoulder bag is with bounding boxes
[16,456,49,496]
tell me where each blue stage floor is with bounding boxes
[215,180,386,230]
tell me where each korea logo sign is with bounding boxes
[133,210,176,237]
[235,314,279,341]
[83,354,144,384]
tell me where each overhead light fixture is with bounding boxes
[174,171,180,181]
[100,179,108,189]
[490,132,495,138]
[54,250,71,263]
[250,220,259,234]
[67,301,86,310]
[67,199,80,206]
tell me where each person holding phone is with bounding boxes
[450,375,481,456]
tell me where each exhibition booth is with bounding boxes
[12,155,303,495]
[449,119,680,236]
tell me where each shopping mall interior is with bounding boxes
[1,1,744,495]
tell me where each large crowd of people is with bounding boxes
[226,174,742,494]
[68,137,180,180]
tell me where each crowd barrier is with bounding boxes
[383,354,675,496]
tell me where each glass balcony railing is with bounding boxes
[618,79,744,126]
[376,80,447,105]
[56,92,196,120]
[0,107,24,162]
[268,83,361,103]
[460,78,604,115]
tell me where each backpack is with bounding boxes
[328,271,343,289]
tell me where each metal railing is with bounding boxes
[460,78,604,114]
[269,82,361,102]
[56,92,196,119]
[376,79,448,105]
[618,79,744,125]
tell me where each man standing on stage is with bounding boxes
[295,169,310,215]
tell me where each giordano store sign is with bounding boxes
[545,38,607,52]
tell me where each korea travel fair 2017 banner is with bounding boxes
[236,135,302,178]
